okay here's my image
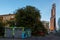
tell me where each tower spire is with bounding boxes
[50,3,56,32]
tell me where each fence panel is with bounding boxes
[4,28,13,38]
[14,28,23,38]
[4,27,31,38]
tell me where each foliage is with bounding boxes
[32,21,48,36]
[0,21,5,36]
[15,6,41,27]
[15,6,48,36]
[6,20,15,27]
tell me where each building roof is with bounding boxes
[0,14,15,17]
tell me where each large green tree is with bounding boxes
[15,6,47,36]
[15,6,41,27]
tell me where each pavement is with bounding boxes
[0,34,60,40]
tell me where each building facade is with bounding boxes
[0,14,15,27]
[42,21,49,32]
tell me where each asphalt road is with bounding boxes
[0,34,60,40]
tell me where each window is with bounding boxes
[11,16,14,18]
[10,16,14,20]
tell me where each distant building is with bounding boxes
[42,21,49,32]
[58,18,60,31]
[0,14,15,27]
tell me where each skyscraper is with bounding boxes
[50,3,56,32]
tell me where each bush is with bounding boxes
[0,22,5,37]
[31,22,48,36]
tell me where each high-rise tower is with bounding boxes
[50,3,56,32]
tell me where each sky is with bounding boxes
[0,0,60,29]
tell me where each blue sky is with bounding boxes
[0,0,60,28]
